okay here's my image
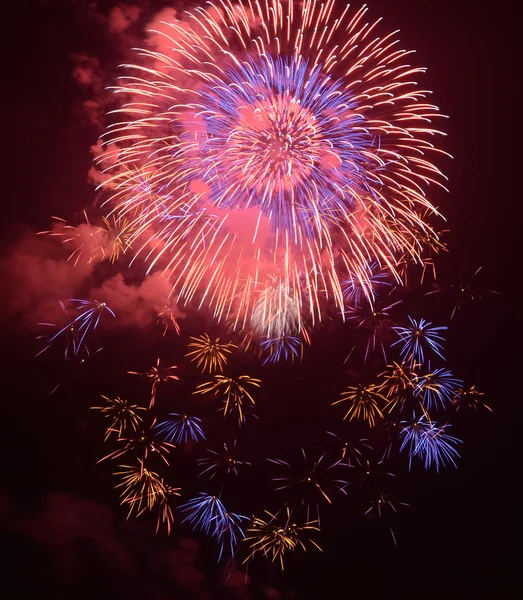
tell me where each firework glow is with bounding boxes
[95,0,449,350]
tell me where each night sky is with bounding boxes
[1,1,518,598]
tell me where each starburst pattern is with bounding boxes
[114,461,180,533]
[197,441,251,479]
[186,333,236,373]
[415,368,463,410]
[153,413,206,445]
[243,508,321,570]
[193,375,261,424]
[128,357,179,408]
[91,395,146,441]
[333,383,387,427]
[392,317,447,367]
[399,416,461,471]
[267,448,347,524]
[97,0,448,340]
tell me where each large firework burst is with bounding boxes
[97,0,448,346]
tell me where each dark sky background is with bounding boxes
[1,0,519,598]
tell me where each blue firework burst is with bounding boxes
[153,413,205,445]
[399,415,461,471]
[415,368,463,410]
[261,333,302,364]
[392,317,447,367]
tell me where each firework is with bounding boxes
[97,0,448,339]
[179,493,248,556]
[378,361,419,414]
[216,511,250,560]
[399,415,461,471]
[452,385,492,412]
[38,212,133,265]
[193,375,261,424]
[243,508,321,570]
[260,332,302,365]
[38,212,106,266]
[267,448,347,524]
[346,298,402,363]
[326,431,372,467]
[364,492,409,545]
[186,333,236,373]
[380,361,419,396]
[333,383,387,427]
[99,430,174,466]
[427,266,500,320]
[392,317,447,367]
[128,357,179,408]
[36,299,115,358]
[91,395,146,441]
[156,304,181,336]
[197,441,251,479]
[114,461,179,533]
[342,261,391,308]
[153,413,206,445]
[348,458,396,492]
[415,368,463,411]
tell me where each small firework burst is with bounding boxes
[267,448,348,524]
[348,458,396,493]
[99,430,174,466]
[392,317,447,367]
[261,333,302,365]
[128,357,179,408]
[326,431,372,467]
[378,361,420,414]
[193,375,261,424]
[197,441,251,479]
[400,415,461,471]
[364,492,409,545]
[153,413,205,445]
[452,385,492,412]
[333,383,387,427]
[156,304,181,336]
[415,368,463,411]
[346,298,402,362]
[37,212,106,266]
[91,395,146,441]
[186,333,236,373]
[114,461,180,533]
[427,266,501,320]
[179,493,247,557]
[243,508,321,570]
[36,299,115,358]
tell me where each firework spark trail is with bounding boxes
[96,0,449,346]
[36,299,115,358]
